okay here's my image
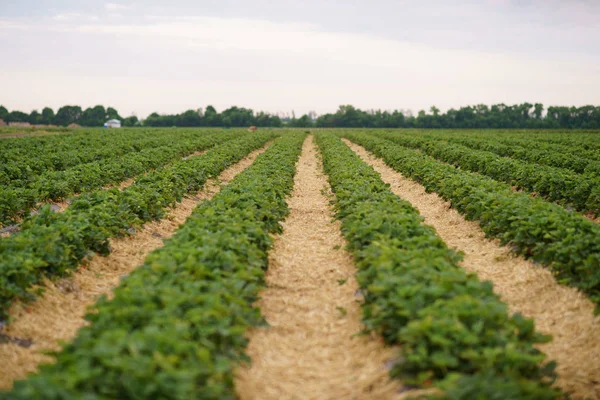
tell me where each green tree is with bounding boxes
[204,105,220,126]
[106,107,122,121]
[122,116,139,127]
[80,105,107,126]
[0,105,8,121]
[54,105,82,126]
[28,110,42,125]
[7,110,29,123]
[41,107,55,124]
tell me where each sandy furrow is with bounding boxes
[235,137,399,400]
[0,143,271,390]
[343,139,600,400]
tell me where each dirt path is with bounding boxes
[0,143,272,390]
[343,139,600,400]
[235,137,400,400]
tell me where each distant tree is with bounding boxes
[80,105,107,126]
[41,107,55,124]
[204,105,220,126]
[0,105,8,121]
[28,110,42,125]
[122,115,139,127]
[54,105,82,126]
[6,110,29,123]
[106,107,122,121]
[289,114,314,128]
[177,109,202,126]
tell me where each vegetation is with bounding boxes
[0,105,282,128]
[0,130,241,225]
[316,132,560,398]
[3,132,305,399]
[370,131,600,215]
[0,132,277,320]
[344,131,600,306]
[1,128,598,399]
[3,102,600,128]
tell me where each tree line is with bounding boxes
[1,103,599,129]
[303,104,600,129]
[0,105,282,128]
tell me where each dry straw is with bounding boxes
[235,137,420,400]
[0,144,272,390]
[344,139,600,400]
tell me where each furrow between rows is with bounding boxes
[344,139,600,399]
[236,136,400,399]
[0,143,272,390]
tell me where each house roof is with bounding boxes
[106,119,121,123]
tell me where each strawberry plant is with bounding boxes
[0,130,241,225]
[0,132,278,320]
[371,131,600,215]
[316,132,561,398]
[3,132,305,399]
[344,131,600,307]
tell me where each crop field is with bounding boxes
[0,128,599,399]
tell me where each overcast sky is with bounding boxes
[1,0,599,118]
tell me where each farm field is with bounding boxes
[0,128,599,399]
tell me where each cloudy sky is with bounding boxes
[1,0,599,118]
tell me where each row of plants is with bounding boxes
[487,133,600,162]
[315,132,560,398]
[371,131,600,216]
[432,133,600,176]
[0,132,278,320]
[3,132,305,399]
[0,128,208,186]
[344,131,600,307]
[526,133,600,153]
[0,131,240,226]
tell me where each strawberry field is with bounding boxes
[0,128,599,399]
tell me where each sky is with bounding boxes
[0,0,599,118]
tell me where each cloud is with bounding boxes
[0,10,598,117]
[51,13,84,21]
[104,3,130,11]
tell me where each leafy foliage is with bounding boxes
[344,131,600,306]
[3,132,305,399]
[438,133,600,175]
[0,132,278,320]
[0,129,240,225]
[371,131,600,215]
[315,132,561,398]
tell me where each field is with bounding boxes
[0,128,599,399]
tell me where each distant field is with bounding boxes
[1,128,599,399]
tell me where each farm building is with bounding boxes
[104,119,121,128]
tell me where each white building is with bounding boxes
[104,119,121,128]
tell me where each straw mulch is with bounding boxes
[235,137,410,400]
[0,144,272,390]
[344,139,600,400]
